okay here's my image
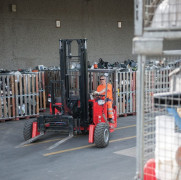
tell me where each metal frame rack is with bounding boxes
[134,0,181,179]
[88,69,136,116]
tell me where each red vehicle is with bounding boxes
[22,39,117,148]
[88,95,117,147]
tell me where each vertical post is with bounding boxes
[28,75,31,116]
[0,76,2,119]
[15,75,19,119]
[59,40,67,113]
[36,73,39,114]
[68,116,74,136]
[120,72,122,115]
[123,72,125,114]
[134,0,143,36]
[2,76,7,118]
[11,75,15,118]
[51,81,55,115]
[7,76,11,117]
[32,74,35,115]
[114,70,118,112]
[42,72,46,110]
[130,71,133,113]
[78,39,89,125]
[136,55,145,180]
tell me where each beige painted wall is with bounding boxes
[0,0,134,70]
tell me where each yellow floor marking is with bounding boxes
[43,135,136,156]
[115,124,136,130]
[23,138,63,147]
[109,135,136,143]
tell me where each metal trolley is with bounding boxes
[133,0,181,179]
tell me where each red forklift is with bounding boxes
[21,39,117,149]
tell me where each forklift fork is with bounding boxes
[47,133,73,150]
[16,132,45,148]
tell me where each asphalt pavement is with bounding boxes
[0,115,136,180]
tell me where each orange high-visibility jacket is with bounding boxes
[97,83,113,101]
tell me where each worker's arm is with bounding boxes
[93,88,106,95]
[97,88,106,95]
[95,84,111,95]
[98,86,111,95]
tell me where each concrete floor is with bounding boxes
[0,115,136,180]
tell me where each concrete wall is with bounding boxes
[0,0,134,70]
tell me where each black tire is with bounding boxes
[23,119,37,141]
[94,123,110,148]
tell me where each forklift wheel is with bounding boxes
[23,119,37,141]
[94,123,110,148]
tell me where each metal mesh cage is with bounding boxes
[137,56,181,180]
[144,0,181,30]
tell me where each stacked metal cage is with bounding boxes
[134,0,181,179]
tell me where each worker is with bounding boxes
[94,75,114,123]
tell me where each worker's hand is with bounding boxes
[93,91,99,95]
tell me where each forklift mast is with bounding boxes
[59,39,89,127]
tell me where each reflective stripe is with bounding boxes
[108,108,113,110]
[108,112,113,115]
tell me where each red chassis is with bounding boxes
[88,97,117,146]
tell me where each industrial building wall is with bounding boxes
[0,0,134,70]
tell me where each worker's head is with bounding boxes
[100,75,106,85]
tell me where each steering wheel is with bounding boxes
[93,94,105,100]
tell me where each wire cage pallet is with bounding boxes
[43,69,137,116]
[136,55,181,180]
[145,67,173,113]
[88,69,137,116]
[0,74,16,121]
[14,73,39,120]
[134,1,181,178]
[0,72,47,122]
[117,71,136,116]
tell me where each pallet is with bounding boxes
[0,117,16,123]
[14,73,39,120]
[0,74,16,121]
[15,114,39,120]
[119,112,136,117]
[117,71,136,116]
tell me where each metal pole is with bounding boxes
[134,0,143,36]
[105,74,108,99]
[114,70,118,108]
[135,55,145,180]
